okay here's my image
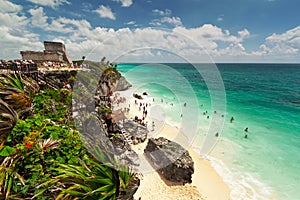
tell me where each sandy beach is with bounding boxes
[112,91,231,200]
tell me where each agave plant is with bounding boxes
[33,152,137,200]
[0,99,18,146]
[0,154,25,199]
[0,74,39,117]
[51,159,121,200]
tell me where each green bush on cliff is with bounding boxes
[103,67,121,83]
[0,89,135,199]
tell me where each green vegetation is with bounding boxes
[72,60,84,66]
[0,74,39,117]
[0,75,136,199]
[102,67,121,83]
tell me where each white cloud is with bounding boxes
[49,24,252,62]
[256,26,300,57]
[28,7,92,37]
[94,5,116,20]
[0,0,22,13]
[0,1,42,59]
[152,9,172,16]
[28,7,48,28]
[53,23,300,62]
[3,2,300,63]
[113,0,133,7]
[150,9,181,28]
[26,0,70,8]
[150,16,182,27]
[161,17,182,26]
[126,21,136,25]
[238,29,250,40]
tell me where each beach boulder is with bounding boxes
[144,137,194,185]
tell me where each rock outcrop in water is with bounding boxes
[144,137,194,185]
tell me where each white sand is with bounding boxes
[112,92,231,200]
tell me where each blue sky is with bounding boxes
[1,0,300,62]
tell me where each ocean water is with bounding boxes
[117,63,300,200]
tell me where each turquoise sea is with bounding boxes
[117,63,300,200]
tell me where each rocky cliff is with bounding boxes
[96,67,131,97]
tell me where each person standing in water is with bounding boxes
[244,127,248,138]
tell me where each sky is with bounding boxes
[1,0,300,63]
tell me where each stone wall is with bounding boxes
[20,51,45,62]
[43,51,63,62]
[44,41,65,52]
[20,51,64,63]
[44,41,72,63]
[20,41,72,64]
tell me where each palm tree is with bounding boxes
[0,98,18,146]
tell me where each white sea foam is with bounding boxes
[205,155,274,200]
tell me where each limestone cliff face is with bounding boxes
[96,67,131,96]
[115,76,132,91]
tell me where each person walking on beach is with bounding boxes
[230,116,234,123]
[152,121,155,131]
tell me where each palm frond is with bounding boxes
[0,99,18,144]
[38,138,60,153]
[0,74,24,92]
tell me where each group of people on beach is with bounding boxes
[112,94,127,107]
[134,100,150,127]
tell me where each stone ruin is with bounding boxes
[20,41,72,64]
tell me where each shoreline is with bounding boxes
[113,83,278,200]
[112,90,231,200]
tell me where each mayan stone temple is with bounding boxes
[20,41,72,64]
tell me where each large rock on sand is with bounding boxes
[117,120,148,145]
[144,137,194,185]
